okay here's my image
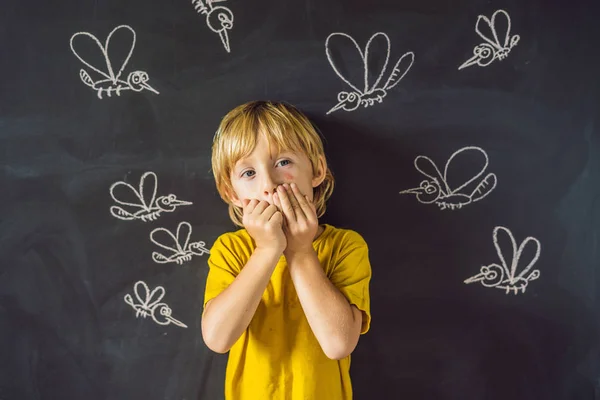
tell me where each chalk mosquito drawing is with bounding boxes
[110,171,192,222]
[192,0,234,53]
[70,25,159,99]
[150,222,210,265]
[458,9,520,70]
[325,32,414,114]
[464,226,541,294]
[399,146,497,210]
[124,281,187,328]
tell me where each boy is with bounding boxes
[202,100,372,399]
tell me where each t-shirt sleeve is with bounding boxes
[203,233,244,310]
[329,231,372,334]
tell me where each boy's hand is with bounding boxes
[273,183,318,258]
[241,198,286,254]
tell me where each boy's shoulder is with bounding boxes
[212,227,255,250]
[324,224,368,252]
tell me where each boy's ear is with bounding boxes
[311,155,327,188]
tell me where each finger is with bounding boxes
[273,191,282,211]
[269,210,283,225]
[273,193,289,230]
[277,185,296,221]
[273,191,283,219]
[251,200,270,217]
[285,184,302,211]
[304,195,316,211]
[290,183,313,221]
[259,204,279,223]
[287,183,307,219]
[242,198,257,213]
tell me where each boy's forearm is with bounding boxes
[286,250,359,360]
[201,247,282,353]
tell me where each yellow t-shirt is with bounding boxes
[203,223,372,400]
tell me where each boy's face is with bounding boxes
[228,134,325,209]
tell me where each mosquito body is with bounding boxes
[70,25,159,99]
[150,222,210,265]
[464,226,541,295]
[124,281,187,328]
[192,0,234,52]
[459,9,520,70]
[400,146,497,210]
[325,32,414,114]
[109,172,192,222]
[79,70,158,99]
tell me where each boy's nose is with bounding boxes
[266,184,282,197]
[265,185,285,204]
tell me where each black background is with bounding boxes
[1,0,599,399]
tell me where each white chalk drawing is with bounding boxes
[150,221,210,264]
[110,171,192,222]
[124,281,187,328]
[70,25,159,99]
[325,32,414,114]
[192,0,234,53]
[458,9,519,70]
[464,226,541,294]
[399,146,497,210]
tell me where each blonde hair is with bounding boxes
[211,101,335,228]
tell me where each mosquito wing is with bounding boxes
[175,222,193,251]
[137,171,159,210]
[70,31,113,81]
[414,155,449,195]
[384,51,414,90]
[138,283,166,310]
[325,32,367,94]
[475,9,512,51]
[362,32,391,94]
[492,226,517,281]
[150,227,184,255]
[512,234,541,282]
[443,146,490,195]
[110,177,148,219]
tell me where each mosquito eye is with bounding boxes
[420,181,428,188]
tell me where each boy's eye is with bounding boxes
[240,159,291,178]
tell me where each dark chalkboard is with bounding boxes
[1,0,599,399]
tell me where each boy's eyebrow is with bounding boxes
[236,151,295,168]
